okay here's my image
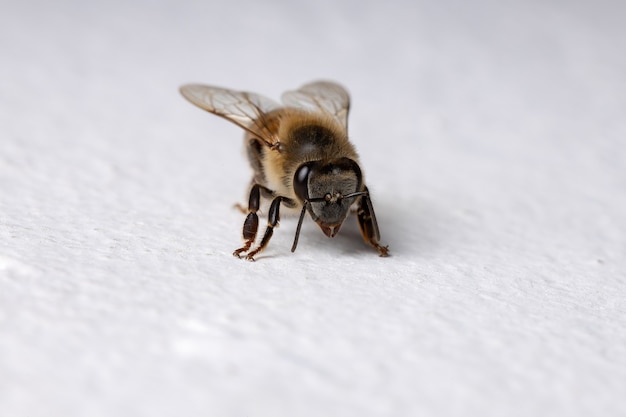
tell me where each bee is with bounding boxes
[180,80,389,261]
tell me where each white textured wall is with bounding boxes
[1,0,625,416]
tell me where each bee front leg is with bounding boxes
[233,184,273,258]
[357,187,389,257]
[245,196,292,261]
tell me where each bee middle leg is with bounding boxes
[233,184,274,258]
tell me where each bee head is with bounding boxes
[293,158,363,239]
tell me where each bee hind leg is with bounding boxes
[233,184,273,258]
[245,196,292,261]
[357,187,389,257]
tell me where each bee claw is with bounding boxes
[233,203,247,214]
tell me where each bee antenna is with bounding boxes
[291,201,309,253]
[343,191,368,199]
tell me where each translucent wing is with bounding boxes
[180,84,282,146]
[281,81,351,130]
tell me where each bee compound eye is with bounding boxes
[293,163,314,201]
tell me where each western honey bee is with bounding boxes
[180,80,389,261]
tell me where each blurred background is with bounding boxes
[1,0,625,416]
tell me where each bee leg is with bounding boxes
[233,203,247,214]
[245,196,291,261]
[357,187,389,257]
[233,184,273,258]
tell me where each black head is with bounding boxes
[291,158,367,251]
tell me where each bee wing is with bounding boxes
[281,81,351,130]
[180,84,282,146]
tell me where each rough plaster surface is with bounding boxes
[1,0,625,416]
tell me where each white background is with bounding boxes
[1,0,625,416]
